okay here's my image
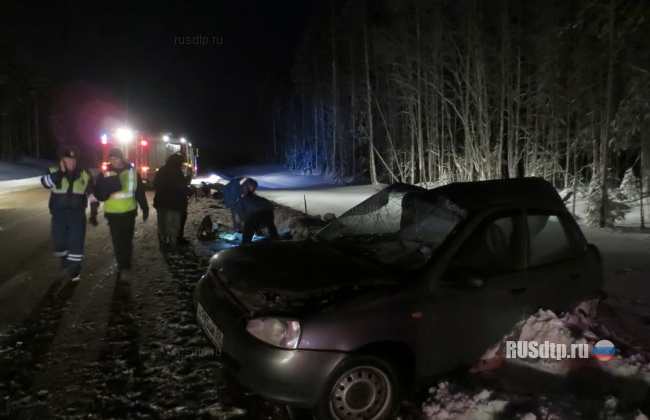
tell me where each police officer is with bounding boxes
[40,146,99,281]
[95,147,149,281]
[235,189,279,245]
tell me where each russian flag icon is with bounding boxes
[594,339,616,362]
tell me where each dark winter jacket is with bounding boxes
[41,167,97,214]
[153,154,190,212]
[223,177,258,209]
[235,194,273,222]
[95,163,149,217]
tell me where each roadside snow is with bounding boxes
[0,176,43,195]
[422,384,508,419]
[563,188,650,229]
[217,164,336,189]
[422,384,649,420]
[0,159,53,195]
[421,308,650,419]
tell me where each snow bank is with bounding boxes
[422,383,508,419]
[475,309,592,376]
[422,307,650,419]
[0,176,42,195]
[217,164,337,189]
[422,387,649,420]
[474,308,650,381]
[0,159,55,194]
[192,173,224,185]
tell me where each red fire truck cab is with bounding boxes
[99,131,198,186]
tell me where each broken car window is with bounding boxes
[316,186,466,270]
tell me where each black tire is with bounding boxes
[313,355,402,420]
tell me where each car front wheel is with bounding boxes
[314,355,401,420]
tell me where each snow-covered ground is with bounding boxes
[420,308,650,419]
[0,157,54,195]
[1,160,650,419]
[197,164,386,218]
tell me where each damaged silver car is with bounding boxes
[194,178,604,420]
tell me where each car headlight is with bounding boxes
[246,317,301,349]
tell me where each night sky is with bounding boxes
[2,0,314,169]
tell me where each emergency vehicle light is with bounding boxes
[116,128,134,142]
[141,139,148,146]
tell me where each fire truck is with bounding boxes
[99,130,199,185]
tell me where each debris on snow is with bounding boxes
[421,382,508,419]
[422,304,650,419]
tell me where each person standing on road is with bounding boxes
[153,152,191,251]
[95,147,149,281]
[222,176,258,231]
[235,189,279,245]
[178,163,193,244]
[40,146,99,281]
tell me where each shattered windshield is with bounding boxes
[316,184,468,270]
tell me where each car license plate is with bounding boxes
[197,303,224,350]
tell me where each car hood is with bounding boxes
[210,240,401,315]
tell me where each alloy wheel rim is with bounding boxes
[329,365,392,419]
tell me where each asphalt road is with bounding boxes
[0,187,51,285]
[0,193,312,419]
[0,187,59,330]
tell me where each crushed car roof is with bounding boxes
[422,177,564,213]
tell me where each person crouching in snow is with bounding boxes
[235,189,279,245]
[222,176,258,231]
[153,152,191,251]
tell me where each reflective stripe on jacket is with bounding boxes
[103,168,137,213]
[48,166,90,195]
[43,167,92,213]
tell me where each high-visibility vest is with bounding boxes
[49,167,90,195]
[103,168,137,213]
